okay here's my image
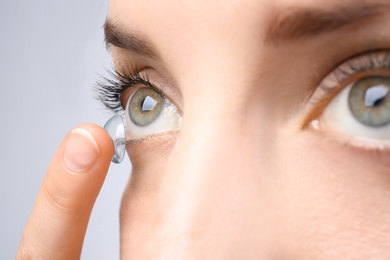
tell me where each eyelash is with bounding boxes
[319,51,390,95]
[95,66,166,113]
[97,51,390,127]
[303,50,390,124]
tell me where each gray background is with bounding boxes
[0,1,130,258]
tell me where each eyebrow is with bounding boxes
[104,19,159,59]
[266,2,389,45]
[104,2,389,57]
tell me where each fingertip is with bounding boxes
[72,123,115,160]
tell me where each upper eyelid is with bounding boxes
[304,50,390,105]
[301,50,390,128]
[321,51,390,92]
[312,51,390,108]
[95,65,172,114]
[116,66,166,98]
[116,68,175,113]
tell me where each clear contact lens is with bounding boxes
[104,115,126,163]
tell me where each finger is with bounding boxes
[16,124,114,260]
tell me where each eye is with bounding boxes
[125,87,182,140]
[349,76,390,127]
[310,51,390,142]
[316,75,390,140]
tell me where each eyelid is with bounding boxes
[120,66,183,114]
[96,64,181,115]
[302,50,390,127]
[320,51,390,94]
[120,81,171,111]
[125,130,179,149]
[116,66,168,105]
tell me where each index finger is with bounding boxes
[16,124,114,260]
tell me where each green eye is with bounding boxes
[312,51,390,143]
[348,76,390,127]
[125,87,181,140]
[128,88,164,126]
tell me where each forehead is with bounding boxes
[106,0,381,52]
[106,0,388,87]
[107,0,272,42]
[108,0,348,24]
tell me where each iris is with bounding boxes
[348,76,390,127]
[128,88,164,126]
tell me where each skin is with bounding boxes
[17,0,390,259]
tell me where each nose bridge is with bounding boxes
[170,84,257,201]
[134,89,278,258]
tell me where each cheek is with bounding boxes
[120,134,176,252]
[119,127,390,258]
[276,132,390,258]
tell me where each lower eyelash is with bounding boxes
[95,65,161,113]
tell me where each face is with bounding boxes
[101,0,390,258]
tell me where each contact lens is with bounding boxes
[104,115,126,163]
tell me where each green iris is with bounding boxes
[349,76,390,127]
[128,88,164,126]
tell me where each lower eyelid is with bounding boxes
[322,129,390,151]
[311,129,390,168]
[125,130,179,163]
[125,130,179,149]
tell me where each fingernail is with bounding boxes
[63,128,100,174]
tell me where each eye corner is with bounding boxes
[305,50,390,150]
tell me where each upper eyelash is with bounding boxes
[95,66,163,113]
[320,50,390,94]
[97,52,390,114]
[301,50,390,128]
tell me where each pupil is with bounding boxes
[142,96,158,111]
[373,98,384,107]
[364,85,389,107]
